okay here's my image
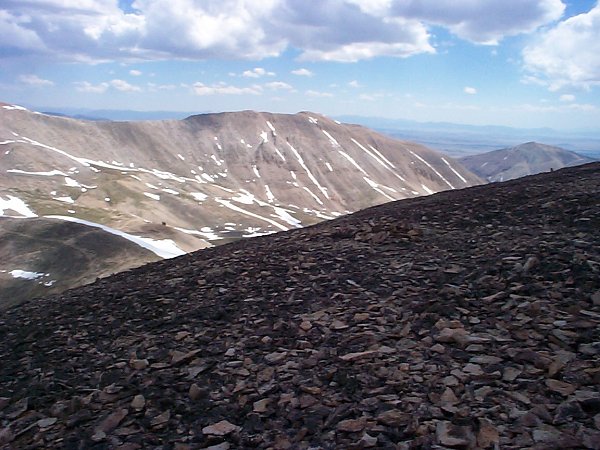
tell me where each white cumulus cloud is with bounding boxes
[306,90,333,98]
[74,81,109,93]
[110,79,142,92]
[291,68,313,76]
[192,82,263,96]
[129,69,142,76]
[264,81,294,90]
[19,74,54,86]
[242,67,275,78]
[523,4,600,90]
[384,0,565,45]
[559,94,575,102]
[464,86,477,95]
[0,0,568,63]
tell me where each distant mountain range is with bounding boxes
[22,106,600,159]
[459,142,596,182]
[336,115,600,160]
[0,102,480,305]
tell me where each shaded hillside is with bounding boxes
[0,163,598,448]
[460,141,595,182]
[0,217,160,309]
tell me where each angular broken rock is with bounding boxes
[376,410,410,427]
[202,420,241,436]
[150,410,171,428]
[436,421,476,448]
[359,432,378,447]
[189,383,204,400]
[95,408,128,434]
[477,419,499,448]
[545,379,576,396]
[336,418,367,433]
[436,327,469,346]
[130,359,148,370]
[253,398,271,413]
[36,417,58,429]
[264,351,287,364]
[130,394,145,410]
[339,350,378,361]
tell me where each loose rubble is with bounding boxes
[0,163,599,449]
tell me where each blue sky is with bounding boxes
[1,0,599,130]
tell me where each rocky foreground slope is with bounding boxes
[0,163,599,449]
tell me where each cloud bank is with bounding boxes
[0,0,566,63]
[523,3,600,90]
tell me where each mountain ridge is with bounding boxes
[459,141,595,182]
[1,103,481,304]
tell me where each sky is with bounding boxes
[1,0,600,130]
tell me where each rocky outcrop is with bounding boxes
[0,163,598,449]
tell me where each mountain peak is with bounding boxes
[460,141,595,182]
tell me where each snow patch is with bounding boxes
[421,184,435,195]
[174,226,221,241]
[53,196,75,204]
[144,192,160,200]
[232,189,256,205]
[2,105,28,111]
[338,150,368,175]
[351,138,392,170]
[265,184,275,203]
[302,186,324,206]
[441,157,468,184]
[0,195,37,217]
[369,145,396,169]
[404,147,455,189]
[287,142,329,199]
[46,215,185,259]
[9,270,45,280]
[7,169,67,177]
[322,130,340,147]
[274,148,286,161]
[190,192,208,202]
[363,177,395,201]
[272,207,302,228]
[325,162,333,172]
[177,154,185,161]
[215,198,288,231]
[266,121,277,135]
